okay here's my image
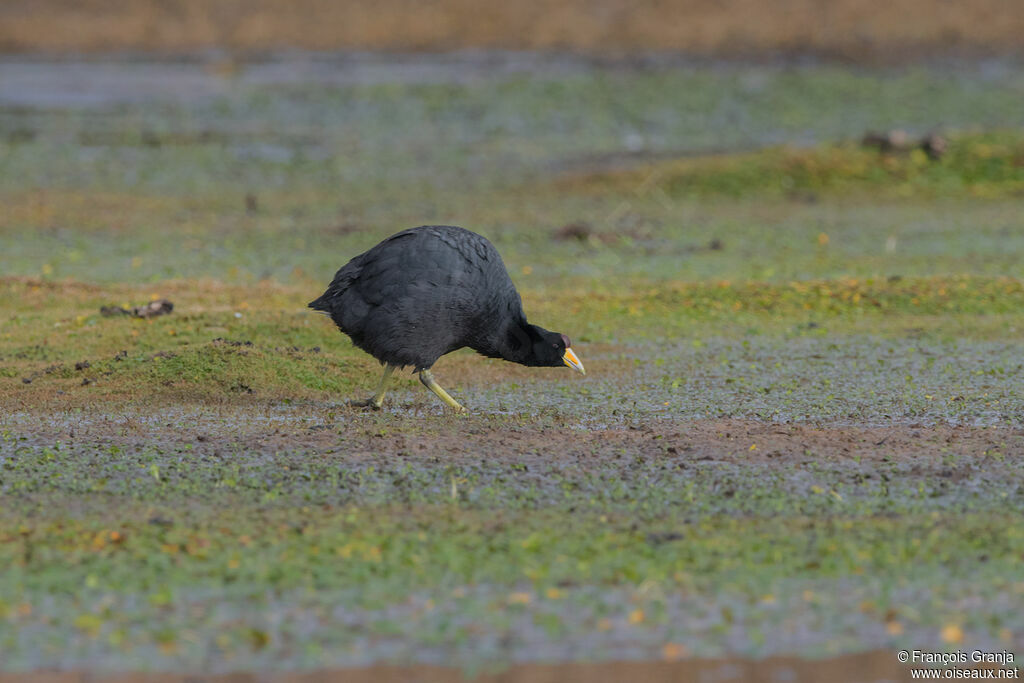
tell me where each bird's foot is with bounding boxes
[346,398,383,410]
[419,370,466,412]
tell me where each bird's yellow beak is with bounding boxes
[562,347,585,375]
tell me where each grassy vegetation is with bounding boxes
[4,274,1023,417]
[3,507,1021,666]
[2,58,1024,671]
[561,132,1024,200]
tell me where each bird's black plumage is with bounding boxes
[309,225,584,410]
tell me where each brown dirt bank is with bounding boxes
[0,649,930,683]
[2,0,1023,60]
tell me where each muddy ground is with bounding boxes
[9,410,1022,472]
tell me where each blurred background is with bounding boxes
[3,0,1024,58]
[3,1,1024,287]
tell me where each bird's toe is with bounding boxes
[347,398,383,410]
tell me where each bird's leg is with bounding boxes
[419,370,465,412]
[348,364,396,410]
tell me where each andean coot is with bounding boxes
[309,225,585,411]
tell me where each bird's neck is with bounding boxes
[497,319,540,365]
[471,317,535,364]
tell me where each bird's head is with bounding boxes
[521,327,585,375]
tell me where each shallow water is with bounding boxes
[3,53,1023,676]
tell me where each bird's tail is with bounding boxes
[307,293,333,313]
[308,263,360,313]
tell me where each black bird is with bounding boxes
[309,225,585,411]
